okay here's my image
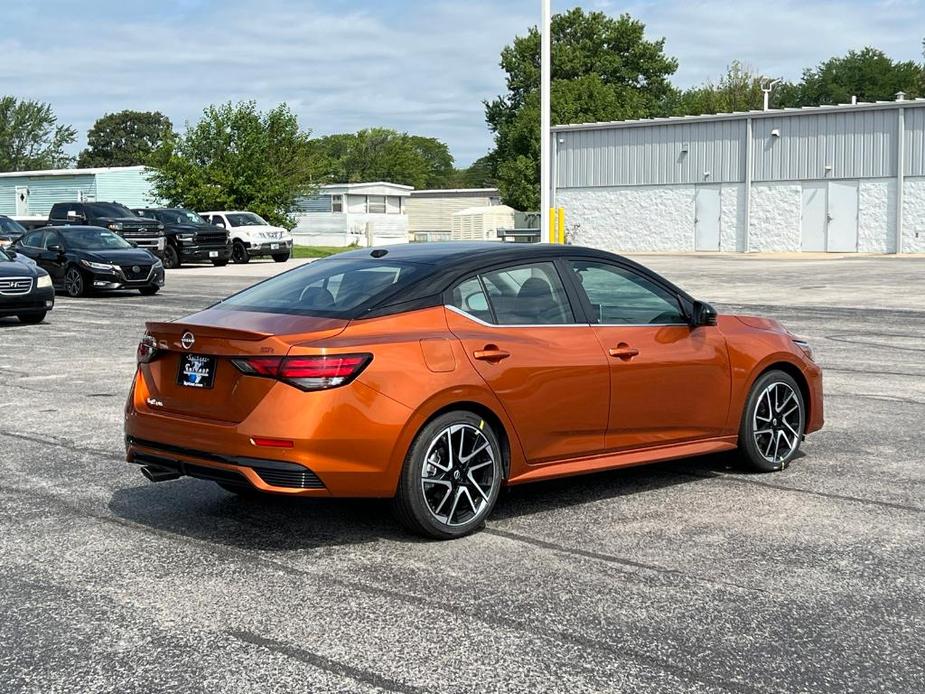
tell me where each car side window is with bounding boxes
[481,262,574,325]
[448,276,493,323]
[43,231,62,250]
[568,260,687,325]
[211,215,226,227]
[22,231,45,249]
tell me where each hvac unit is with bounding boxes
[450,205,516,241]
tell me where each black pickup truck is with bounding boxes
[48,202,166,257]
[132,208,231,268]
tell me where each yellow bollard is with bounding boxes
[557,207,566,245]
[548,208,557,243]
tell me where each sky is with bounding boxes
[2,0,924,166]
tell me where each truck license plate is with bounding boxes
[209,251,219,258]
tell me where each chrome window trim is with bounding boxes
[444,304,689,329]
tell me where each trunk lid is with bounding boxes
[141,307,348,422]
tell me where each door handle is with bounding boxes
[474,345,510,363]
[609,344,639,360]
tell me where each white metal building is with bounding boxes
[291,182,412,246]
[552,97,925,254]
[406,188,501,241]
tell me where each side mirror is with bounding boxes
[47,244,64,254]
[214,221,225,228]
[691,300,718,327]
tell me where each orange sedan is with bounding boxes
[125,243,823,539]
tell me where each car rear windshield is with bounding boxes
[0,217,25,235]
[219,257,429,317]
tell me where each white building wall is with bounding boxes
[720,183,746,252]
[291,211,409,247]
[747,183,802,252]
[857,179,896,253]
[559,185,696,252]
[902,177,925,253]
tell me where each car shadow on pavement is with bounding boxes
[108,480,406,551]
[107,452,748,550]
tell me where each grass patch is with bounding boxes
[291,245,356,259]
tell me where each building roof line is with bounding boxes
[410,188,500,195]
[0,165,148,179]
[551,98,925,132]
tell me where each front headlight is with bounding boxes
[152,259,164,269]
[36,274,52,289]
[108,223,124,231]
[177,233,195,242]
[80,259,117,272]
[792,338,814,362]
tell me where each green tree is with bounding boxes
[310,129,456,188]
[78,110,173,168]
[486,8,678,210]
[669,61,774,115]
[0,96,76,172]
[150,101,317,228]
[777,47,924,106]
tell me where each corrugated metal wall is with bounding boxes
[752,110,897,181]
[0,174,96,215]
[904,107,925,176]
[556,104,925,189]
[556,119,745,188]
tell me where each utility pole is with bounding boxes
[540,0,551,242]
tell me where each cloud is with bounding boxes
[1,1,923,168]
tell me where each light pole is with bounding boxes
[540,0,551,242]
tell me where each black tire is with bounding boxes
[738,370,806,472]
[272,252,290,263]
[139,285,160,296]
[231,241,250,264]
[162,244,180,269]
[63,266,87,297]
[17,311,46,324]
[392,410,503,540]
[216,481,262,497]
[211,258,229,267]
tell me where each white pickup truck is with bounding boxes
[199,210,293,264]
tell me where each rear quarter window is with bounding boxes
[220,258,429,317]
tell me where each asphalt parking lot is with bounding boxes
[1,253,923,693]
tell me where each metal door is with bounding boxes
[14,186,29,216]
[826,180,859,252]
[694,186,721,251]
[801,182,827,251]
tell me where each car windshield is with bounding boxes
[151,209,207,225]
[64,228,133,250]
[85,202,135,218]
[0,248,10,262]
[226,212,268,227]
[220,257,428,317]
[0,217,26,235]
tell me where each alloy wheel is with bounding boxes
[753,382,803,464]
[64,268,84,297]
[421,423,497,527]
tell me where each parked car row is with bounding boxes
[2,205,294,269]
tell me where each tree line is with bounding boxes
[2,7,923,222]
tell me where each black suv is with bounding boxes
[48,202,166,257]
[132,208,231,268]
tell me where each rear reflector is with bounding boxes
[231,354,372,391]
[250,437,295,448]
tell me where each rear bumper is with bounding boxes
[124,368,412,497]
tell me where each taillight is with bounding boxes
[231,354,372,391]
[137,334,158,364]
